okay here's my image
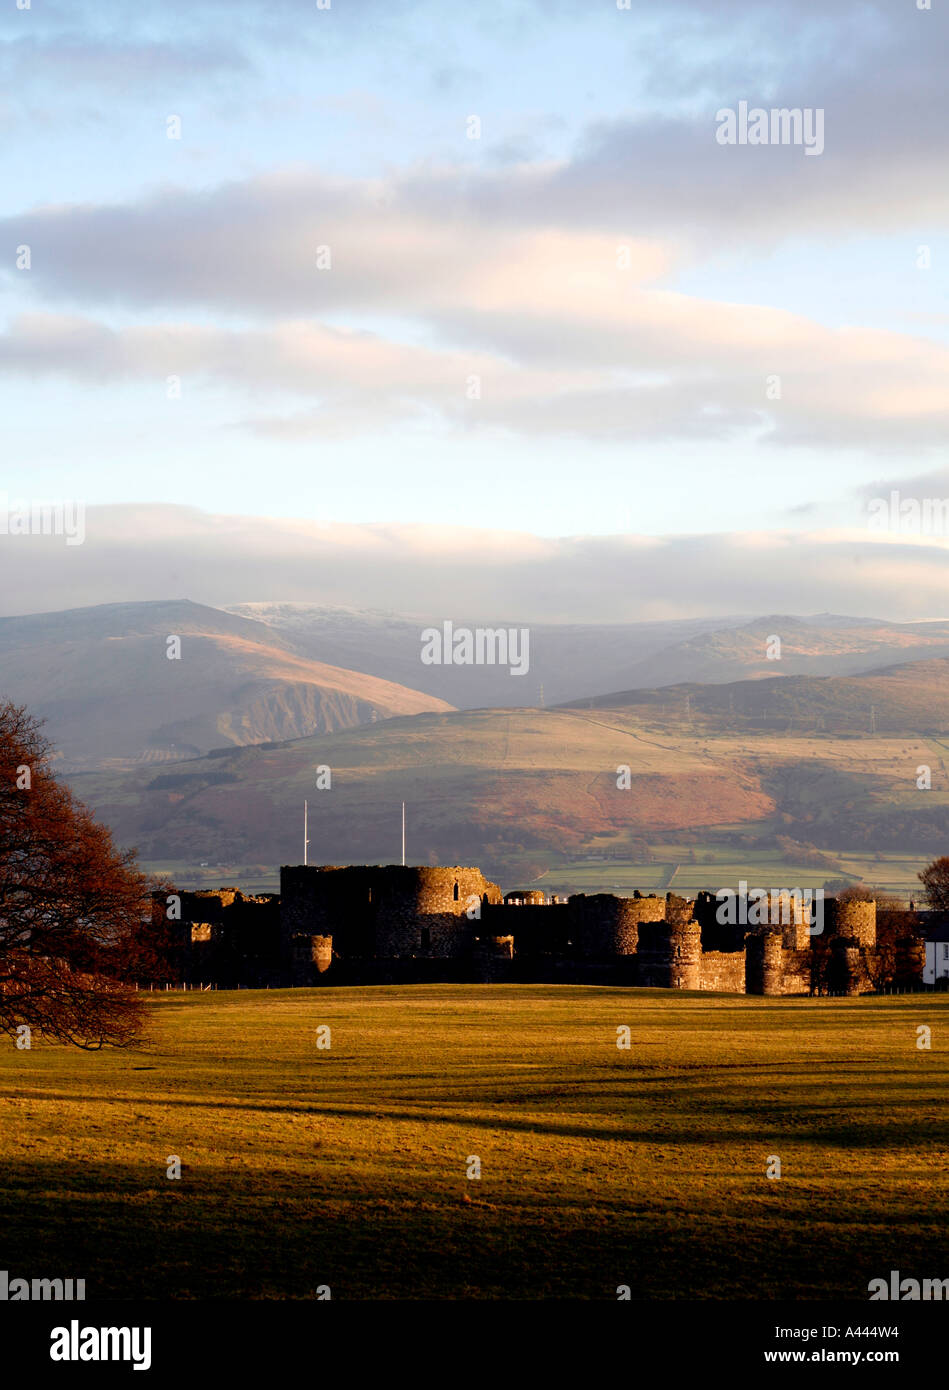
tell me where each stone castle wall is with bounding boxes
[175,888,280,987]
[698,950,746,992]
[165,872,929,996]
[280,864,503,983]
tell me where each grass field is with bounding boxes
[2,985,947,1300]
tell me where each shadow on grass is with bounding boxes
[2,1065,947,1150]
[0,1157,942,1301]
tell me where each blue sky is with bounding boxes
[1,0,947,616]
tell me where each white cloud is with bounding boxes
[1,503,946,624]
[3,290,947,448]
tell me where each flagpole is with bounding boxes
[304,799,308,866]
[402,801,405,866]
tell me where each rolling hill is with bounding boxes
[227,603,949,706]
[0,600,453,771]
[67,658,949,888]
[225,603,752,705]
[564,656,949,734]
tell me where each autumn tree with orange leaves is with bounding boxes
[0,701,162,1048]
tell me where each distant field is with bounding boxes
[148,845,929,902]
[542,849,929,900]
[143,861,280,895]
[1,986,946,1300]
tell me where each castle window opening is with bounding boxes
[453,882,459,901]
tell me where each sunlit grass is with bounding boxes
[1,986,946,1299]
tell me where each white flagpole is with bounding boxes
[402,801,405,866]
[304,799,309,866]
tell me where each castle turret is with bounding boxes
[636,901,701,989]
[568,893,665,957]
[745,929,784,996]
[828,899,876,948]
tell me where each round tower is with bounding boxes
[745,929,784,995]
[830,899,876,948]
[373,865,502,958]
[569,893,665,957]
[636,907,701,988]
[666,918,702,989]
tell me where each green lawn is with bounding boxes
[1,986,946,1300]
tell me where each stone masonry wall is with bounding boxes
[698,951,746,992]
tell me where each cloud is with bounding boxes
[0,503,946,624]
[0,173,673,316]
[3,0,946,456]
[0,35,249,86]
[3,292,947,448]
[856,467,949,506]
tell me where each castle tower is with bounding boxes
[636,901,701,989]
[279,863,503,980]
[472,933,515,982]
[745,929,784,996]
[828,899,876,948]
[666,917,702,989]
[568,893,665,957]
[772,891,812,951]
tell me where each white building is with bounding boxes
[923,924,949,985]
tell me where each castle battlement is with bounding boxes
[161,864,926,996]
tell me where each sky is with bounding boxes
[1,0,947,619]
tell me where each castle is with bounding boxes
[167,864,929,995]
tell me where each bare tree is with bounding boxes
[918,857,949,914]
[0,702,151,1048]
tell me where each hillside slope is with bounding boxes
[228,603,949,704]
[0,600,454,770]
[563,656,949,733]
[69,659,949,882]
[614,615,949,689]
[70,705,773,870]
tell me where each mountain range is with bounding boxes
[228,602,949,706]
[0,600,452,771]
[65,653,949,889]
[3,598,948,887]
